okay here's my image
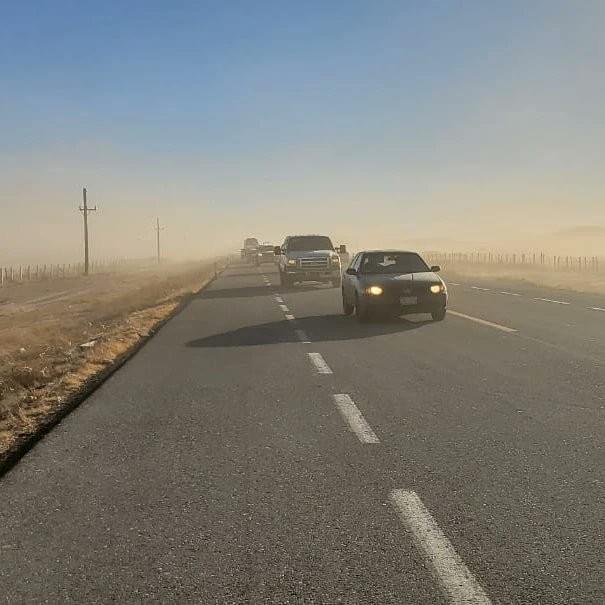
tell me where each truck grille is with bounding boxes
[299,257,329,270]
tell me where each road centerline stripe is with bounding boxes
[500,291,521,297]
[471,286,491,291]
[308,352,333,374]
[332,394,379,443]
[448,310,517,333]
[389,490,491,604]
[534,297,570,305]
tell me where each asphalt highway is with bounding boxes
[1,262,603,603]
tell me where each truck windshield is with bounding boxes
[360,252,430,274]
[288,236,333,251]
[244,238,258,247]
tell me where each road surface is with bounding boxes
[1,262,603,603]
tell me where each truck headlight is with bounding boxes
[430,283,445,293]
[287,259,297,266]
[366,286,383,296]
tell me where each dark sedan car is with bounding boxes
[342,250,447,321]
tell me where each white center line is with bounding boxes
[390,490,491,605]
[308,352,333,374]
[279,304,290,312]
[449,310,517,333]
[471,286,491,291]
[534,297,570,305]
[332,394,380,443]
[590,306,605,312]
[500,291,521,297]
[295,329,312,343]
[284,313,295,321]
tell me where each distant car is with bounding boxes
[341,250,447,321]
[255,244,277,265]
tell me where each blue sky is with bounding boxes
[1,1,604,261]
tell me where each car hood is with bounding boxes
[286,250,334,258]
[359,271,441,285]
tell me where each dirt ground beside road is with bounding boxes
[0,261,221,466]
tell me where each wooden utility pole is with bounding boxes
[78,187,97,275]
[155,217,165,264]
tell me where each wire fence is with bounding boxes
[424,251,602,273]
[0,258,153,287]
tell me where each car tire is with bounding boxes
[343,291,354,315]
[431,308,446,321]
[355,294,370,322]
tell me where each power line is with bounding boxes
[78,187,97,275]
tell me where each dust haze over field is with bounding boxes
[1,2,604,265]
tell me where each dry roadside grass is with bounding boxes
[0,260,220,464]
[441,263,605,295]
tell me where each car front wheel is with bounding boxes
[343,291,354,315]
[431,308,446,321]
[355,294,370,322]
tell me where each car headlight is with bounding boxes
[366,286,383,296]
[430,283,445,294]
[287,259,297,266]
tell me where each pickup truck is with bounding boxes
[274,235,346,288]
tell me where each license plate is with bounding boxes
[400,296,417,305]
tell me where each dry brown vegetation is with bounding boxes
[0,261,220,465]
[442,263,605,295]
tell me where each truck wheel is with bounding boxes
[355,295,370,322]
[342,291,354,315]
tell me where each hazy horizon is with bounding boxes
[2,1,604,265]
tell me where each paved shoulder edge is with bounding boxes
[0,268,226,479]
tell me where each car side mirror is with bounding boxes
[430,265,441,272]
[345,267,357,276]
[274,246,282,255]
[339,244,347,254]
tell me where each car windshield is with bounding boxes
[288,236,333,251]
[245,238,258,247]
[360,252,430,274]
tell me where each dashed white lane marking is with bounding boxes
[590,306,605,312]
[279,304,290,312]
[448,310,517,333]
[500,291,521,297]
[471,286,491,291]
[274,295,284,303]
[449,282,460,286]
[390,490,491,605]
[295,329,312,344]
[285,314,296,321]
[332,394,380,443]
[308,352,333,374]
[534,297,570,305]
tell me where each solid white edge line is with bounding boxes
[285,314,295,321]
[332,394,379,443]
[533,297,570,305]
[389,490,491,605]
[308,352,333,374]
[448,310,517,333]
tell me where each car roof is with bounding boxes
[357,249,421,254]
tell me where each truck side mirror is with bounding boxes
[339,244,347,254]
[274,246,282,256]
[430,265,441,272]
[345,267,357,276]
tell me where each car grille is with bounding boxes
[299,257,329,270]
